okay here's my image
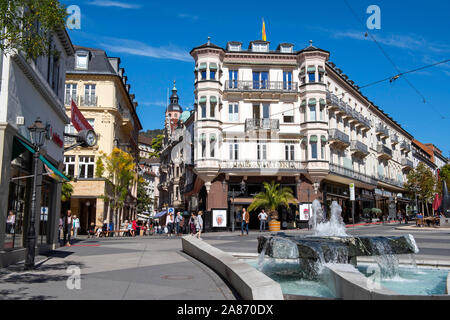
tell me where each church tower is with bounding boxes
[165,81,183,136]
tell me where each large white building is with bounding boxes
[186,39,415,230]
[0,28,74,266]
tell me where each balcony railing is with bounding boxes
[400,141,411,152]
[377,144,393,158]
[245,118,280,131]
[351,140,369,155]
[391,134,399,145]
[225,80,298,93]
[401,158,414,168]
[376,124,389,137]
[326,91,371,128]
[220,160,303,170]
[329,129,350,146]
[64,95,79,106]
[329,163,377,185]
[80,95,98,107]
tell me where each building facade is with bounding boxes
[63,46,142,233]
[138,135,154,159]
[138,158,160,215]
[187,39,415,230]
[0,28,74,267]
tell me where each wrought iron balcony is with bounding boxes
[245,118,280,131]
[329,129,350,147]
[377,144,393,159]
[326,91,371,128]
[401,158,414,169]
[351,140,369,156]
[391,134,399,145]
[80,95,98,107]
[329,163,377,185]
[225,80,298,93]
[376,124,389,137]
[400,141,411,152]
[64,95,79,106]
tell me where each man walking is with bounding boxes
[241,208,249,236]
[258,209,268,232]
[63,210,73,247]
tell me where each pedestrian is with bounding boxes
[195,211,203,240]
[180,214,186,235]
[241,208,249,236]
[175,212,183,236]
[72,215,80,240]
[63,210,73,247]
[59,215,64,243]
[102,220,109,237]
[6,211,15,234]
[87,222,95,238]
[189,212,197,235]
[132,219,137,237]
[258,209,268,232]
[166,212,175,237]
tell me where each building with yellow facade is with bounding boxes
[63,46,142,233]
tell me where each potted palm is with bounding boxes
[248,181,297,231]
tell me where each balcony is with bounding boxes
[329,163,377,185]
[400,141,411,152]
[326,91,371,128]
[391,134,399,145]
[375,124,389,137]
[377,144,393,160]
[328,129,350,148]
[245,118,280,131]
[378,176,404,188]
[401,158,414,170]
[80,95,98,107]
[64,95,79,106]
[350,140,369,157]
[225,80,298,93]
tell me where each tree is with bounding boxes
[61,181,73,202]
[438,164,450,194]
[404,163,436,215]
[0,0,67,60]
[96,148,137,229]
[248,181,297,221]
[137,176,152,214]
[149,134,164,158]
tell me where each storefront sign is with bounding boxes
[45,124,64,148]
[299,204,311,221]
[349,183,355,201]
[212,209,227,228]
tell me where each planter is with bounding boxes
[269,220,281,232]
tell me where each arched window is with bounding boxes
[309,99,317,121]
[210,96,217,118]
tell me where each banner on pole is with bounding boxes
[71,100,93,132]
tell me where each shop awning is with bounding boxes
[154,210,167,218]
[16,137,69,182]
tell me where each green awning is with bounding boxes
[310,135,318,143]
[300,67,306,74]
[209,63,218,71]
[300,100,307,107]
[199,63,207,70]
[308,98,317,106]
[200,134,206,141]
[12,136,29,160]
[210,134,216,142]
[321,135,327,143]
[199,96,207,104]
[318,66,325,73]
[16,137,69,182]
[307,66,316,73]
[319,98,326,106]
[210,96,217,104]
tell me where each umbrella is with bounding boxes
[432,194,442,212]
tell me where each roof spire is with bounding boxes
[172,80,177,91]
[309,40,313,47]
[207,36,211,45]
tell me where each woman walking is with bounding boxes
[189,212,197,236]
[195,211,204,240]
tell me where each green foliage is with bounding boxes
[404,162,436,205]
[95,157,105,178]
[438,164,450,194]
[371,208,382,215]
[137,176,152,214]
[149,134,164,158]
[247,181,297,221]
[0,0,68,60]
[140,129,164,140]
[61,180,73,202]
[96,148,136,212]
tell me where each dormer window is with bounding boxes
[229,44,241,51]
[279,44,293,53]
[251,42,269,52]
[75,51,89,70]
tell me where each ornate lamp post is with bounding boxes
[223,179,246,233]
[25,118,46,270]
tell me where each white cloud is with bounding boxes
[87,1,142,9]
[178,13,199,21]
[99,37,191,62]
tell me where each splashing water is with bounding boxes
[371,238,400,278]
[313,200,348,237]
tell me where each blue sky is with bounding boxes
[62,0,450,157]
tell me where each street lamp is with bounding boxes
[25,118,46,270]
[223,180,246,233]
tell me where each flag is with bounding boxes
[262,19,267,41]
[71,99,93,132]
[44,163,63,182]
